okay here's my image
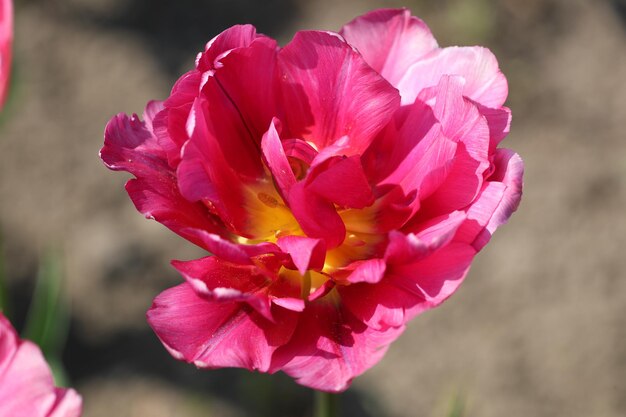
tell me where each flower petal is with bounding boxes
[212,36,280,139]
[407,76,491,220]
[177,97,250,233]
[456,149,523,250]
[340,8,438,87]
[0,315,81,417]
[271,300,404,392]
[307,155,375,209]
[276,235,326,275]
[343,242,475,329]
[398,46,508,107]
[147,283,298,373]
[196,24,259,72]
[278,30,400,154]
[172,256,274,320]
[101,110,225,247]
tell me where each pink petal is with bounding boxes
[101,112,167,177]
[211,36,280,139]
[147,283,297,372]
[340,8,438,87]
[172,256,274,321]
[176,97,250,233]
[288,182,347,249]
[476,103,512,153]
[271,301,404,392]
[456,149,523,251]
[101,111,225,247]
[183,228,281,265]
[278,30,400,154]
[398,46,508,107]
[363,97,437,184]
[342,242,475,329]
[408,76,490,219]
[261,119,297,196]
[47,389,82,417]
[196,24,258,72]
[0,0,12,109]
[386,211,466,264]
[339,280,419,330]
[0,314,82,417]
[276,235,326,275]
[338,258,387,284]
[307,155,375,209]
[389,242,476,306]
[157,70,202,168]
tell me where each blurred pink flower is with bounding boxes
[0,0,12,109]
[0,313,82,417]
[101,8,523,392]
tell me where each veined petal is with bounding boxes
[172,257,274,320]
[212,36,280,139]
[261,119,297,197]
[456,149,523,251]
[0,315,82,417]
[278,30,400,154]
[101,110,226,246]
[343,242,475,330]
[307,155,375,209]
[386,210,466,264]
[276,235,326,275]
[288,182,346,249]
[271,300,404,392]
[337,258,387,284]
[183,228,281,265]
[407,76,491,221]
[196,24,259,72]
[176,97,249,233]
[398,46,508,107]
[389,242,475,306]
[0,0,12,109]
[340,8,438,87]
[147,283,298,373]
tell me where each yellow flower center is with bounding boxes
[238,179,382,295]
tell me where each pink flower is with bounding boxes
[0,313,82,416]
[101,8,523,392]
[0,0,12,109]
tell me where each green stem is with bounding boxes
[314,390,339,417]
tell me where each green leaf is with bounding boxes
[446,391,465,417]
[22,250,70,372]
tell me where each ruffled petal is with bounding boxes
[196,24,259,72]
[172,256,275,320]
[211,36,280,139]
[398,46,508,107]
[340,8,438,87]
[47,389,82,417]
[271,300,404,392]
[342,242,475,329]
[0,0,12,109]
[278,30,400,154]
[101,110,225,247]
[176,97,250,233]
[147,283,298,373]
[456,149,523,250]
[406,76,491,221]
[276,235,326,275]
[307,155,375,209]
[0,315,81,417]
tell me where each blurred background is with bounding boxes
[1,0,625,416]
